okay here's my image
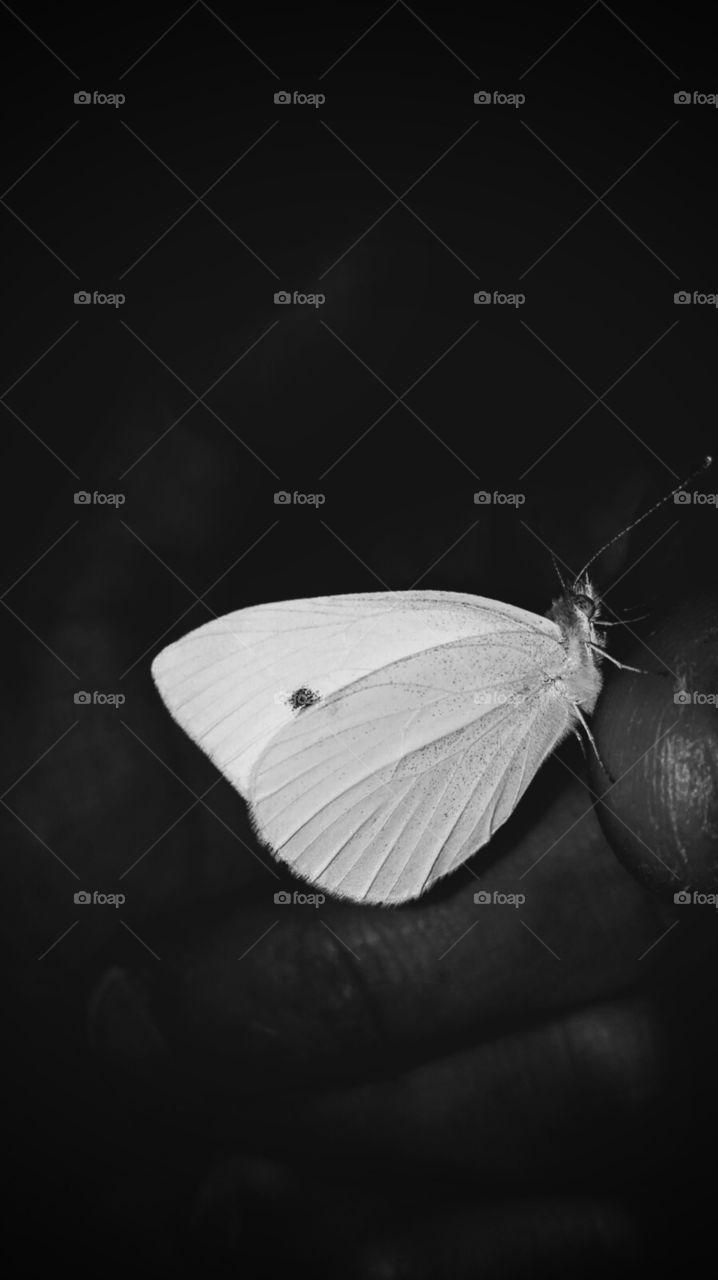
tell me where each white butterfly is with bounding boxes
[151,576,610,905]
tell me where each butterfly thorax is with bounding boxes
[546,574,604,713]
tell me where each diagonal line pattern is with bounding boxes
[118,321,281,479]
[2,523,79,599]
[519,320,681,481]
[320,0,479,81]
[119,121,280,279]
[520,120,679,279]
[520,2,600,78]
[0,0,79,77]
[37,921,80,961]
[0,399,81,478]
[120,720,279,878]
[319,320,480,479]
[2,798,80,878]
[2,322,80,400]
[1,123,79,201]
[119,918,162,960]
[120,522,279,679]
[0,198,80,277]
[520,519,680,680]
[1,722,78,802]
[1,598,80,677]
[520,0,677,80]
[118,0,279,81]
[319,120,481,281]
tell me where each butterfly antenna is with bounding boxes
[574,455,712,583]
[551,553,567,590]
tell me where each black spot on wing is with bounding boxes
[287,686,321,712]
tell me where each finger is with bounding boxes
[282,997,665,1182]
[187,1156,641,1280]
[345,1198,641,1280]
[91,773,697,1089]
[590,591,718,897]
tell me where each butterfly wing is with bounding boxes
[151,591,557,793]
[248,628,576,904]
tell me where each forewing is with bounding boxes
[151,591,557,793]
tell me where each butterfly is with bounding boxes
[151,575,612,903]
[150,462,710,905]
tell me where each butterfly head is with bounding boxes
[548,574,605,651]
[569,574,601,621]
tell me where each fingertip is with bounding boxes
[589,593,718,898]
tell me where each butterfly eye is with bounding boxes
[573,593,596,618]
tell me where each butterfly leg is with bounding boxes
[593,614,650,627]
[572,703,615,782]
[588,643,647,676]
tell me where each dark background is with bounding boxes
[2,2,717,1276]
